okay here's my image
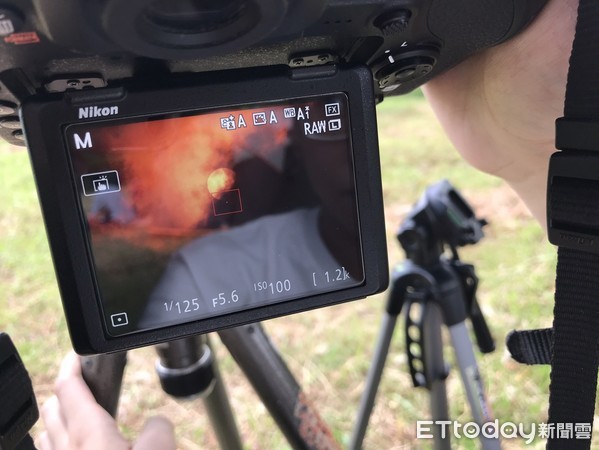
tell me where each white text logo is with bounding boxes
[78,105,119,120]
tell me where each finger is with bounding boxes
[53,354,125,447]
[40,396,69,450]
[37,431,53,450]
[55,352,99,408]
[133,416,177,450]
[54,352,108,414]
[57,351,81,382]
[55,381,124,448]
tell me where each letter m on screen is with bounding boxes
[73,132,92,149]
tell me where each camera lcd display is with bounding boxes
[64,93,364,336]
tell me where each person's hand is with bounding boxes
[38,352,176,450]
[422,0,578,226]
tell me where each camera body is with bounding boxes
[0,0,546,145]
[5,1,547,353]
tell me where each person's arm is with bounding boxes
[422,0,578,227]
[37,352,176,450]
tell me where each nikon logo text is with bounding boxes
[78,105,119,119]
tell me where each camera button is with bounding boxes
[0,7,23,37]
[0,117,21,129]
[0,102,17,116]
[375,9,412,36]
[11,130,24,142]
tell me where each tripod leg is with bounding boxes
[348,313,398,450]
[421,302,451,450]
[156,335,243,450]
[201,355,243,450]
[219,323,340,450]
[448,323,501,450]
[80,352,127,417]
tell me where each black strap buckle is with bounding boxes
[0,333,38,450]
[555,117,599,152]
[547,118,599,253]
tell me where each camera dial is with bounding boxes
[372,47,439,93]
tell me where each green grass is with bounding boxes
[0,149,70,375]
[0,90,587,449]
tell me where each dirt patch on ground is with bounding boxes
[384,182,533,234]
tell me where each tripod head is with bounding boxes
[397,179,487,266]
[394,180,495,355]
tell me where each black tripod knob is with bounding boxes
[155,335,216,399]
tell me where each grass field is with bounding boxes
[0,90,588,449]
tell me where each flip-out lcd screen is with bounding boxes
[65,94,364,336]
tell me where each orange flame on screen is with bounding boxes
[207,168,236,199]
[100,109,290,230]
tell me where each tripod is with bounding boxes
[80,322,340,450]
[350,180,499,450]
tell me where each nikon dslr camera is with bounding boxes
[0,0,545,353]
